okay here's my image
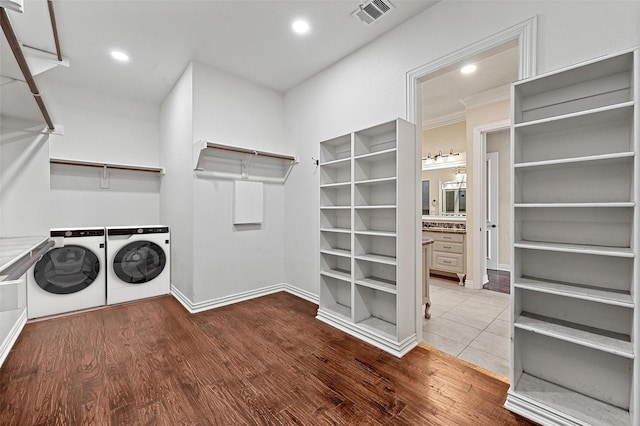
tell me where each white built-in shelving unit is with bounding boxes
[505,48,639,426]
[317,118,417,357]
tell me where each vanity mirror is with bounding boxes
[421,164,466,217]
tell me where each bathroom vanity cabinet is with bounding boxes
[422,229,466,285]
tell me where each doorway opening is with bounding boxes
[408,17,536,379]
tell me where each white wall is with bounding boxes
[0,117,50,237]
[42,79,162,227]
[159,64,194,298]
[191,62,287,302]
[283,0,640,295]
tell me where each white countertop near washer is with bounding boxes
[0,236,50,275]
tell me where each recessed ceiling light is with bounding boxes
[110,50,130,62]
[460,64,477,74]
[292,19,310,35]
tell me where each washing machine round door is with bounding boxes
[34,245,101,294]
[113,241,166,284]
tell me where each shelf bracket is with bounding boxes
[241,153,255,179]
[100,164,109,189]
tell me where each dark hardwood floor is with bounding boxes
[0,292,533,425]
[483,269,511,294]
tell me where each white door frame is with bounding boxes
[485,151,500,272]
[407,16,537,340]
[472,121,510,289]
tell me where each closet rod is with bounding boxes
[0,7,55,131]
[206,142,296,161]
[47,0,62,61]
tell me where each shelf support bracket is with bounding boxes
[100,164,109,189]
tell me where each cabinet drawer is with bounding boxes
[433,241,463,254]
[432,252,464,273]
[423,231,464,243]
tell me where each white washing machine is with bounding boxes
[106,226,170,305]
[27,227,106,319]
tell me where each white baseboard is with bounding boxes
[171,283,318,314]
[498,264,512,272]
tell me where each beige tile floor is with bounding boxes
[422,276,511,379]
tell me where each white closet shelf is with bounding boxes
[320,181,351,188]
[354,148,396,161]
[515,313,634,358]
[321,304,351,321]
[514,151,634,169]
[514,277,634,308]
[354,230,396,238]
[320,248,351,258]
[514,202,635,208]
[320,227,351,234]
[509,373,631,426]
[320,206,351,211]
[193,140,298,183]
[356,317,396,340]
[354,205,396,210]
[354,253,397,265]
[319,157,350,167]
[355,277,397,294]
[514,101,635,129]
[320,269,351,282]
[514,240,634,258]
[354,176,397,186]
[50,157,164,174]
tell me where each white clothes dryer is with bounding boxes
[106,226,170,305]
[27,228,106,319]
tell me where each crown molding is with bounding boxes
[422,111,465,131]
[460,84,511,110]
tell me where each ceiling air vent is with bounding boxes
[352,0,395,25]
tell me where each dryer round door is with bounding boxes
[34,245,101,294]
[113,241,166,284]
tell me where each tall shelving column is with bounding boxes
[505,49,639,426]
[317,119,417,357]
[319,134,353,323]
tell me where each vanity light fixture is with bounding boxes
[424,147,460,164]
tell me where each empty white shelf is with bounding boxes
[353,148,397,161]
[514,101,635,129]
[354,176,397,186]
[354,253,397,265]
[515,313,633,358]
[321,304,351,321]
[320,182,351,188]
[514,277,633,308]
[320,268,351,282]
[319,157,351,167]
[514,202,635,208]
[355,277,397,294]
[356,317,396,341]
[514,151,634,169]
[320,227,351,234]
[354,230,396,238]
[511,373,631,426]
[514,240,634,258]
[320,248,351,258]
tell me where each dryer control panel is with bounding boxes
[107,227,169,236]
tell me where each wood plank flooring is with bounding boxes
[483,269,511,294]
[0,292,534,425]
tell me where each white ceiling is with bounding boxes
[421,43,520,123]
[1,0,438,105]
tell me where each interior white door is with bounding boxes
[485,152,499,271]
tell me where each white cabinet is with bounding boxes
[317,119,417,357]
[422,229,466,285]
[505,49,639,426]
